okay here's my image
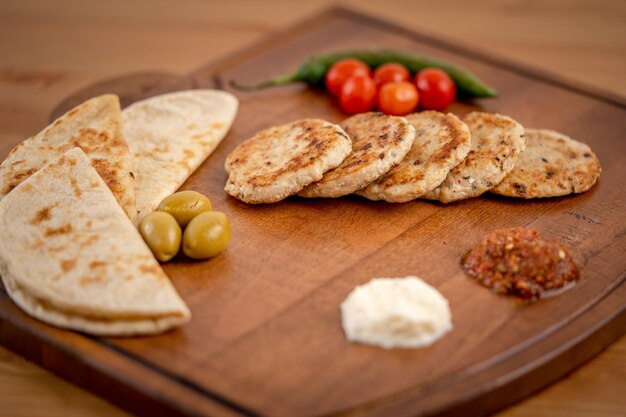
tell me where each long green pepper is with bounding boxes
[230,49,498,98]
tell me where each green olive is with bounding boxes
[157,190,212,227]
[182,211,231,260]
[139,211,182,262]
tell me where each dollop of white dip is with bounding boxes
[340,276,452,349]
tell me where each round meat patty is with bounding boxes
[490,129,601,198]
[356,111,471,202]
[298,112,415,198]
[224,119,351,204]
[422,112,525,203]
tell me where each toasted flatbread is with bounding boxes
[225,119,352,204]
[0,148,190,336]
[357,111,471,202]
[490,129,601,198]
[423,112,525,203]
[0,94,136,223]
[123,90,238,221]
[298,112,415,198]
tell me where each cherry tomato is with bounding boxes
[376,81,419,116]
[339,74,377,114]
[325,59,371,97]
[414,68,456,111]
[374,63,411,87]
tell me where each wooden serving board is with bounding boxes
[2,7,625,417]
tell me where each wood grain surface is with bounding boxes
[1,1,625,417]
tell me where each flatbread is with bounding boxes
[423,112,525,203]
[0,148,190,336]
[0,94,136,223]
[357,111,471,202]
[490,129,601,198]
[225,119,352,204]
[123,90,238,221]
[298,112,415,198]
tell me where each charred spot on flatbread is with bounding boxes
[30,205,57,225]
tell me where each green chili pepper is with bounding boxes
[230,49,498,98]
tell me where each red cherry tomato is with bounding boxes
[325,59,371,97]
[374,63,411,87]
[376,81,419,116]
[414,68,456,111]
[339,74,377,114]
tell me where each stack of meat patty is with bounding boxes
[224,111,601,204]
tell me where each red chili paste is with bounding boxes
[462,227,579,300]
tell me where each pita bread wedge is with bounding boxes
[423,112,525,203]
[225,119,352,204]
[0,94,136,223]
[491,129,601,198]
[298,112,415,198]
[0,148,190,336]
[357,111,471,202]
[123,90,238,221]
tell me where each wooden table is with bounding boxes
[0,0,624,416]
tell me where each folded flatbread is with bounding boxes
[0,94,137,223]
[122,90,238,221]
[0,148,190,336]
